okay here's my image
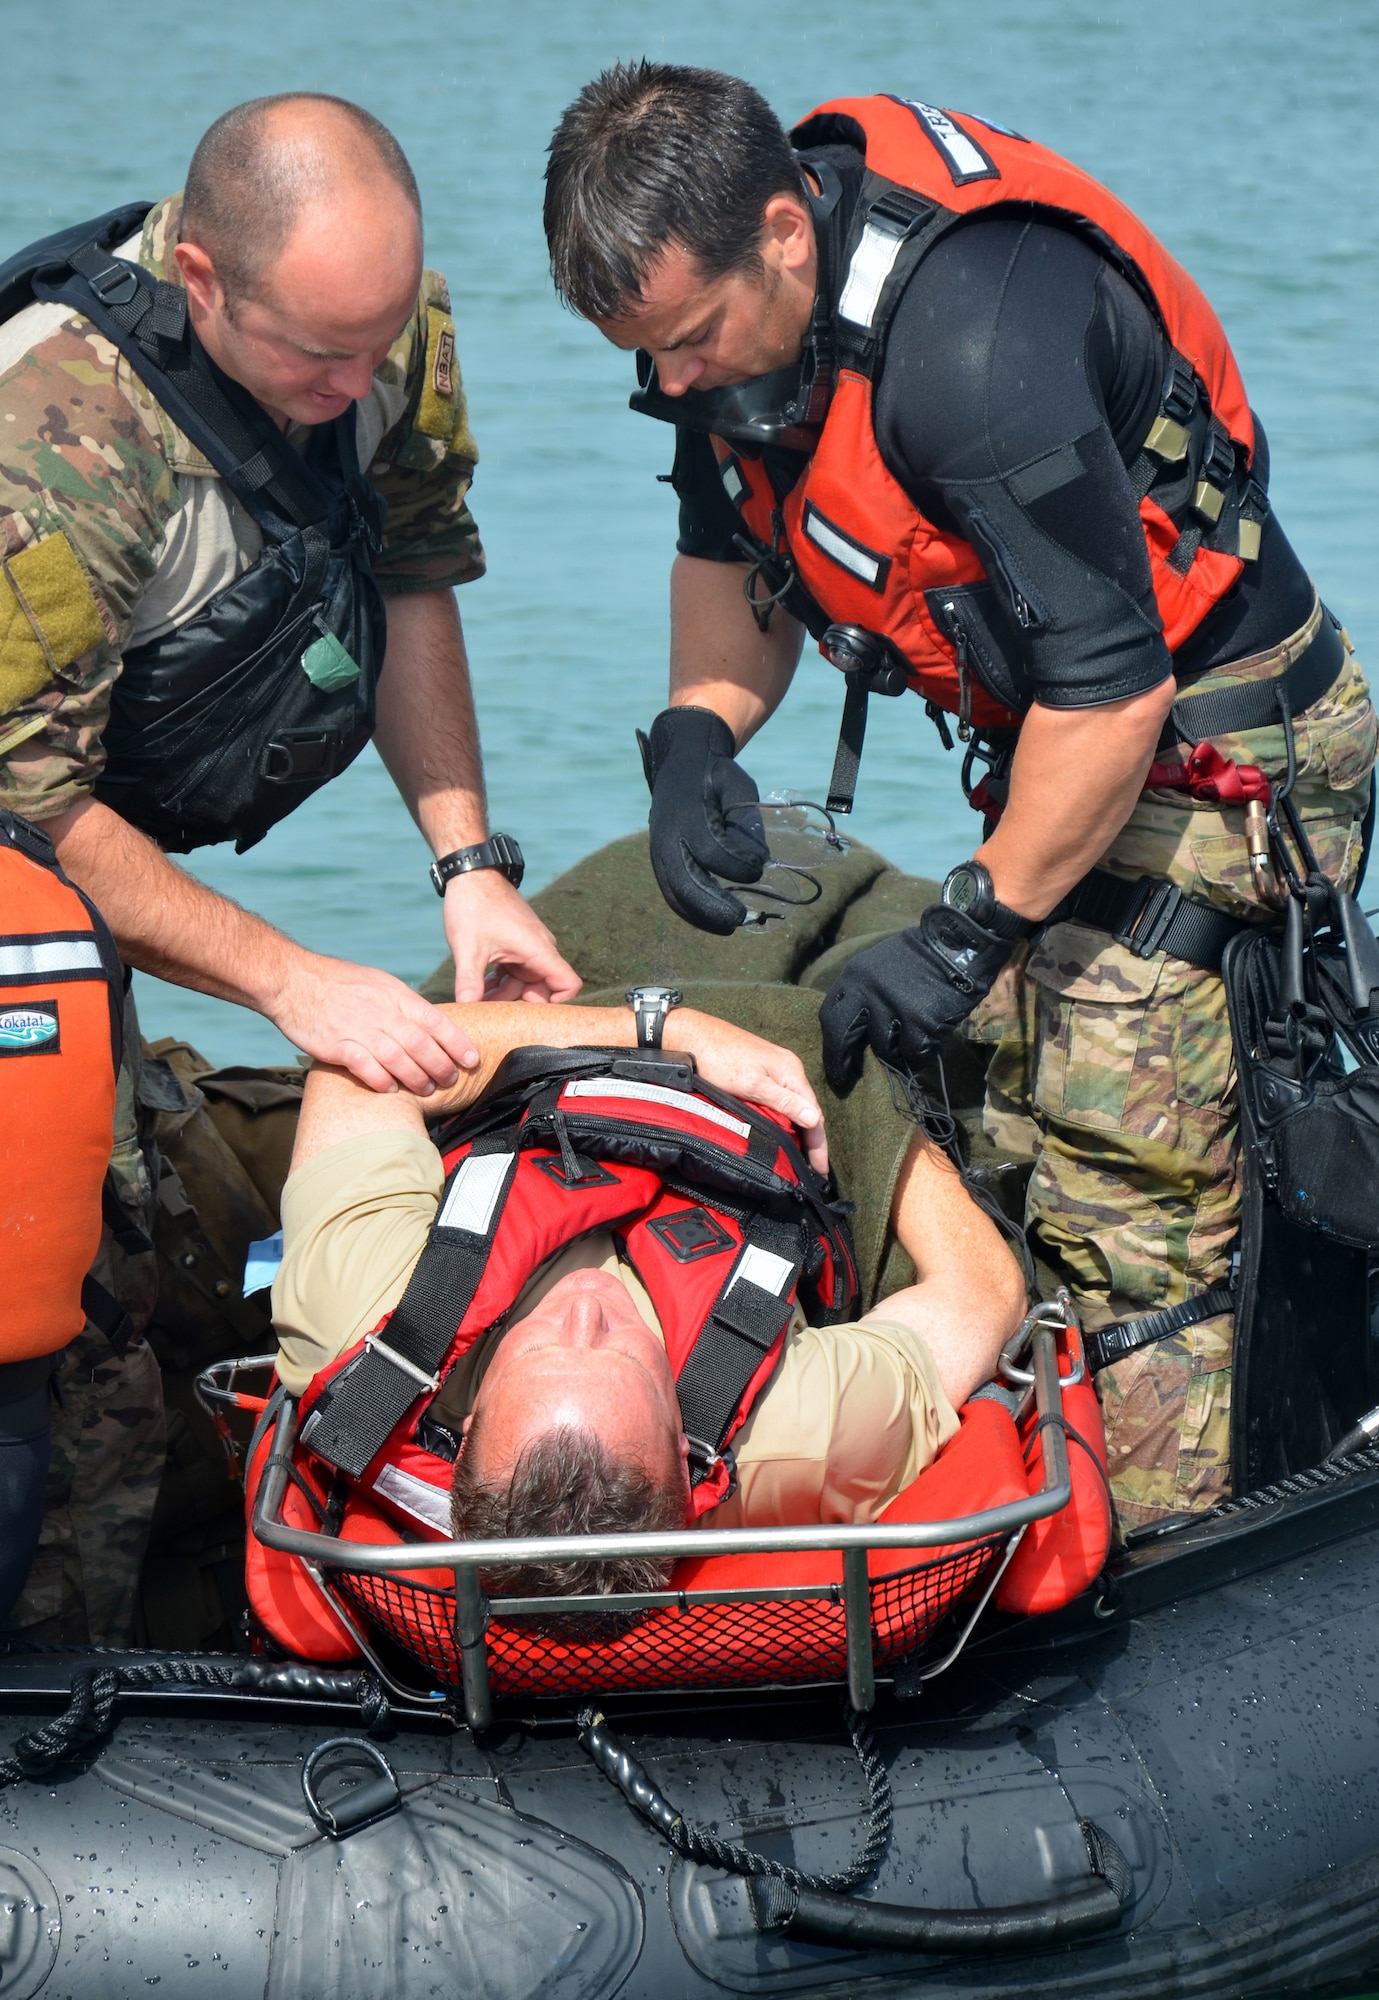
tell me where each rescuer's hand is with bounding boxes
[640,706,767,934]
[271,953,483,1095]
[819,904,1018,1094]
[444,868,583,1004]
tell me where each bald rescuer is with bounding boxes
[543,65,1377,1527]
[0,94,577,1642]
[0,92,579,1086]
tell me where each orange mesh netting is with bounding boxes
[328,1536,1004,1698]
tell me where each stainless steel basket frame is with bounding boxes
[250,1307,1077,1727]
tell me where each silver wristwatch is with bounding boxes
[626,985,683,1050]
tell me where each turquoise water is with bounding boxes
[3,0,1376,1065]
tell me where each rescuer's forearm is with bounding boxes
[974,678,1177,919]
[47,794,307,1007]
[668,553,805,747]
[373,587,489,853]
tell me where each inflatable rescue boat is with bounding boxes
[4,849,1379,1998]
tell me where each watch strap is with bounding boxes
[430,833,525,896]
[626,986,683,1050]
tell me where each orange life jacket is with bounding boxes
[0,812,122,1362]
[714,96,1263,734]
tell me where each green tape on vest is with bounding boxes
[301,632,360,693]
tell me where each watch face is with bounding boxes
[944,866,980,914]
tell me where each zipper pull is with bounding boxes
[943,603,974,742]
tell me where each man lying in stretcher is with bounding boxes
[271,997,1027,1591]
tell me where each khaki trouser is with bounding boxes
[969,601,1377,1534]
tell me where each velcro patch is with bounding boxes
[0,999,59,1054]
[416,305,461,441]
[0,534,107,711]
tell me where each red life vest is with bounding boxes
[291,1047,857,1524]
[714,95,1262,732]
[0,811,122,1363]
[244,1049,1114,1689]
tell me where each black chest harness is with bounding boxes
[0,203,387,853]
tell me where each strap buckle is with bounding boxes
[362,1332,441,1397]
[1116,878,1184,959]
[83,257,141,309]
[1142,354,1198,462]
[260,730,342,782]
[1192,420,1237,525]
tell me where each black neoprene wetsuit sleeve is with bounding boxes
[873,216,1174,707]
[671,201,1314,704]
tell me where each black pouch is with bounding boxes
[1223,898,1379,1489]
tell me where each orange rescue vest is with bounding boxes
[714,96,1264,735]
[0,812,122,1362]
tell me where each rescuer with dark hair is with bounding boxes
[542,63,1377,1527]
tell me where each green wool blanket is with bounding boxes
[422,831,1028,1312]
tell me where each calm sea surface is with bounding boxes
[3,0,1376,1064]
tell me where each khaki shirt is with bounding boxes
[273,1132,960,1528]
[0,196,485,821]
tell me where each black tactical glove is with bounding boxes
[819,901,1019,1094]
[638,707,767,935]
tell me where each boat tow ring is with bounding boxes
[301,1736,402,1838]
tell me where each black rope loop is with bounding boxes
[0,1656,393,1786]
[578,1699,892,1896]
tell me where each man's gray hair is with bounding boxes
[181,92,421,304]
[450,1417,683,1598]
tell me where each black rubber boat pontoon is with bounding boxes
[4,1290,1379,2000]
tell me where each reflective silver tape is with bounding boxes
[837,217,910,330]
[563,1077,751,1139]
[373,1462,452,1534]
[437,1151,513,1235]
[802,503,885,587]
[0,938,102,979]
[729,1244,795,1298]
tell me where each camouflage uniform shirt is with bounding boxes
[0,195,485,824]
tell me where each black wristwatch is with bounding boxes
[429,833,525,896]
[626,985,683,1049]
[940,860,1039,941]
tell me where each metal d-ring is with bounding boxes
[301,1735,402,1838]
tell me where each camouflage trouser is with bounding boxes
[0,990,165,1646]
[970,602,1377,1535]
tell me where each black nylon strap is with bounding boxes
[34,256,330,531]
[1084,1283,1236,1374]
[1055,871,1254,973]
[826,677,871,817]
[676,1231,801,1474]
[302,1145,516,1479]
[1169,610,1343,745]
[80,1275,134,1357]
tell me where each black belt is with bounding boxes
[1167,607,1343,746]
[1084,1284,1236,1374]
[1054,871,1256,972]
